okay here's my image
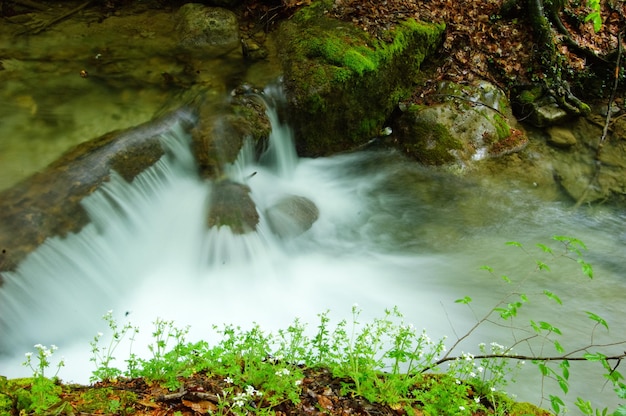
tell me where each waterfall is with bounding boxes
[0,86,439,382]
[1,85,625,413]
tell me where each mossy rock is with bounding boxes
[191,88,271,179]
[274,1,444,156]
[392,81,527,166]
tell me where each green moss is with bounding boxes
[518,86,543,104]
[76,387,137,414]
[404,120,463,165]
[492,113,512,140]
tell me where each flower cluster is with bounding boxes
[23,344,64,378]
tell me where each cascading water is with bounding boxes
[1,85,625,413]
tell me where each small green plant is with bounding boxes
[21,343,65,413]
[89,310,138,382]
[585,0,602,32]
[133,318,192,390]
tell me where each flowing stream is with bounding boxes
[1,85,625,414]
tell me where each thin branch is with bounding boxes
[427,351,626,369]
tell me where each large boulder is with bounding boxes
[274,2,444,156]
[392,81,528,166]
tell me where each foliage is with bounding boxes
[584,0,603,32]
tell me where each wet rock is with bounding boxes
[207,180,259,233]
[512,87,569,127]
[546,126,577,148]
[0,109,195,272]
[265,195,319,238]
[393,81,527,166]
[176,3,240,55]
[191,87,271,179]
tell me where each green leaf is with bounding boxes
[615,405,626,416]
[585,311,608,330]
[536,261,550,271]
[520,293,529,303]
[583,352,606,362]
[550,394,565,414]
[584,11,602,32]
[505,241,523,247]
[560,360,570,379]
[480,265,494,273]
[536,243,553,253]
[554,339,565,354]
[539,321,562,335]
[500,274,511,283]
[543,290,562,305]
[557,375,569,394]
[578,259,594,279]
[574,397,593,415]
[455,296,472,304]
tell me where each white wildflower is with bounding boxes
[224,377,233,384]
[459,406,465,411]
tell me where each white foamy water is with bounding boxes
[1,89,625,414]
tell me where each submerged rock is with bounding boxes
[265,195,319,238]
[546,126,577,148]
[176,3,240,55]
[551,115,626,204]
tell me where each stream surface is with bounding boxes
[1,14,626,414]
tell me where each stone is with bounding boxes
[265,195,319,238]
[176,3,240,55]
[207,180,259,233]
[546,126,577,148]
[392,81,527,166]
